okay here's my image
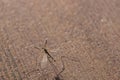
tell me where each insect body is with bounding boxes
[42,48,56,62]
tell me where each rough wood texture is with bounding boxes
[0,0,120,80]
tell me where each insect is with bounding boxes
[35,40,64,80]
[24,40,80,80]
[34,40,56,69]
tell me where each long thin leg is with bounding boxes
[58,56,80,75]
[57,56,65,75]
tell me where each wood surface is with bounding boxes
[0,0,120,80]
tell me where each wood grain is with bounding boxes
[0,0,120,80]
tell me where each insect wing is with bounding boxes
[41,54,48,69]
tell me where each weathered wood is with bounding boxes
[0,0,120,80]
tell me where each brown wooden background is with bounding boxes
[0,0,120,80]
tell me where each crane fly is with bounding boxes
[24,40,81,80]
[34,40,67,80]
[34,40,55,69]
